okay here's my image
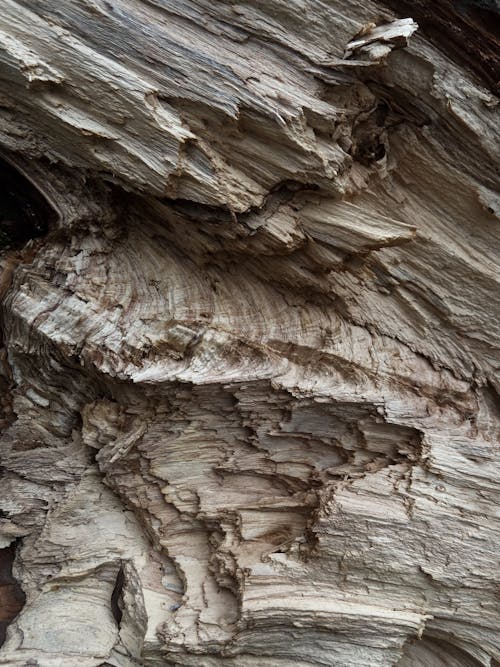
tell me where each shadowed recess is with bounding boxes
[0,157,53,251]
[0,541,25,647]
[398,634,485,666]
[381,0,500,92]
[110,565,124,627]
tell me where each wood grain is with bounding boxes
[0,1,498,665]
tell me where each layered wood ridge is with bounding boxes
[0,1,499,666]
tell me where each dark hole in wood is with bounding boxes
[0,540,26,647]
[375,101,390,127]
[0,158,53,251]
[110,565,124,627]
[354,139,386,166]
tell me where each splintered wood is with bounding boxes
[0,1,498,666]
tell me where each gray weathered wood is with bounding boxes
[0,1,499,665]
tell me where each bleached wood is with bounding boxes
[0,1,499,666]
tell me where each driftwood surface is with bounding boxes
[0,1,499,666]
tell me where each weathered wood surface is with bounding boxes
[0,1,499,665]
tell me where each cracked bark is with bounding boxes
[0,1,499,666]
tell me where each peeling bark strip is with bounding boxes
[0,1,499,666]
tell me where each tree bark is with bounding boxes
[0,1,499,666]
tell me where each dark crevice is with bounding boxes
[0,539,26,647]
[111,565,124,627]
[0,155,57,436]
[353,137,386,165]
[0,157,55,251]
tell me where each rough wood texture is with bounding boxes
[0,1,499,666]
